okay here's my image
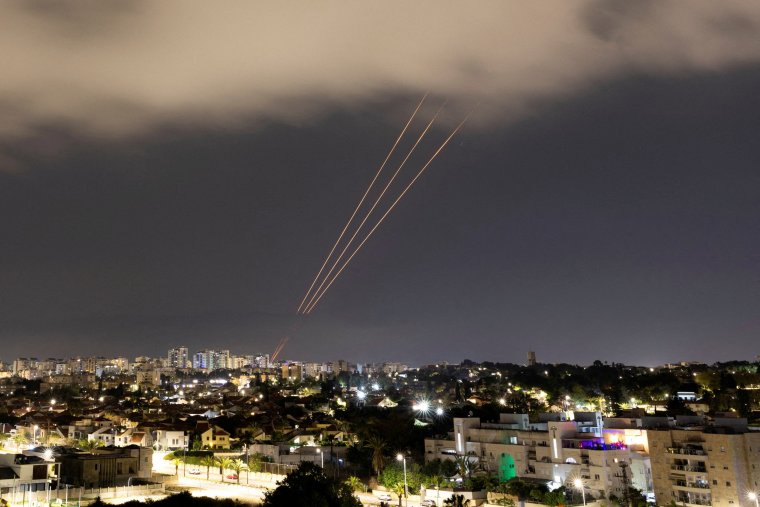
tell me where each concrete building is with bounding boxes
[167,347,189,369]
[0,453,56,499]
[58,447,152,488]
[192,350,230,371]
[425,412,652,501]
[648,418,760,507]
[153,429,189,451]
[281,362,303,383]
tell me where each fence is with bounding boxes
[5,483,166,506]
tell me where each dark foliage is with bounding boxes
[262,462,361,507]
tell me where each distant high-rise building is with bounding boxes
[527,350,536,366]
[168,347,189,369]
[192,349,230,371]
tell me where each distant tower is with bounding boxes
[168,347,189,369]
[527,350,536,367]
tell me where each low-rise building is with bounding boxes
[425,412,652,500]
[58,446,152,488]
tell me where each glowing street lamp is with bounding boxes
[397,453,408,506]
[435,407,444,416]
[316,448,324,468]
[414,400,430,413]
[573,478,586,506]
[748,492,759,507]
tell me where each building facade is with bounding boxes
[648,420,760,507]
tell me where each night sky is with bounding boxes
[1,2,759,365]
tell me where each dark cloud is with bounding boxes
[1,1,760,151]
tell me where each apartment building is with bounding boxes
[425,412,652,500]
[167,347,189,369]
[648,418,760,507]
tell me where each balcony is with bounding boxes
[667,447,707,457]
[670,464,707,473]
[675,497,711,507]
[673,480,711,492]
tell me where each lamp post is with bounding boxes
[396,453,408,506]
[33,425,39,446]
[574,478,586,506]
[317,448,324,468]
[748,492,759,507]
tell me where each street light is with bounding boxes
[33,425,39,446]
[316,448,324,468]
[397,453,408,506]
[748,491,759,507]
[573,478,586,506]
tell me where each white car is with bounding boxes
[376,493,392,501]
[420,501,437,507]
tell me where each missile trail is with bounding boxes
[304,113,471,314]
[295,94,428,314]
[300,103,445,313]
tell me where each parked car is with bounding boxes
[420,500,437,506]
[376,493,392,501]
[188,469,201,475]
[226,473,238,480]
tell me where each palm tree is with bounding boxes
[201,455,215,480]
[454,453,476,479]
[365,435,387,475]
[77,439,104,453]
[345,476,363,492]
[216,456,233,482]
[227,459,247,485]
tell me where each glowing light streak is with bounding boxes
[303,113,470,313]
[301,102,444,313]
[270,336,289,362]
[296,94,428,313]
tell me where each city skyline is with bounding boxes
[2,2,760,365]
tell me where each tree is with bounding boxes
[172,457,184,476]
[201,455,215,480]
[543,489,566,506]
[504,479,533,501]
[454,453,476,479]
[365,436,387,475]
[391,482,406,507]
[12,432,29,451]
[345,476,363,492]
[262,462,361,507]
[216,456,233,482]
[77,438,104,453]
[444,494,470,507]
[228,459,247,485]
